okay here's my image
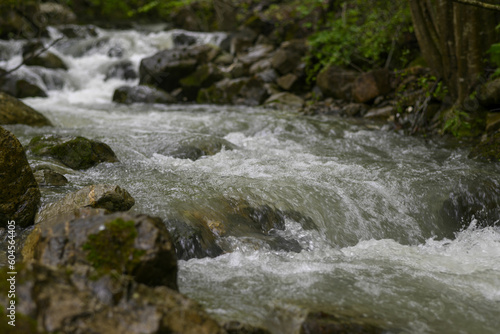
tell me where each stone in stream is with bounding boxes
[158,135,237,160]
[33,168,68,186]
[0,73,48,98]
[28,134,118,169]
[197,77,268,106]
[0,126,41,228]
[300,311,388,334]
[179,63,226,101]
[0,262,223,334]
[170,197,316,260]
[0,92,52,126]
[105,60,138,81]
[113,85,175,104]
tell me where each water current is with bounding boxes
[1,26,499,333]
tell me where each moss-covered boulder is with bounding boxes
[159,135,237,160]
[180,63,226,100]
[0,92,52,126]
[112,85,175,104]
[468,131,500,162]
[28,135,118,169]
[29,212,177,289]
[352,69,392,103]
[0,262,223,334]
[197,77,268,106]
[24,51,67,70]
[0,126,40,228]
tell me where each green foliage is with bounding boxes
[82,218,145,276]
[305,0,412,80]
[442,108,472,138]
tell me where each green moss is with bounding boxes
[469,132,500,162]
[82,218,145,276]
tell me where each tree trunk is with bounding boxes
[409,0,499,105]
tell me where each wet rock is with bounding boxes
[468,131,500,163]
[171,198,313,260]
[159,135,236,160]
[105,60,137,81]
[227,62,248,78]
[0,73,48,98]
[214,52,234,65]
[198,77,268,106]
[255,68,278,83]
[33,169,68,186]
[277,73,298,91]
[316,66,359,100]
[343,103,369,117]
[271,48,301,75]
[34,184,135,226]
[24,51,67,70]
[249,58,272,75]
[180,63,226,100]
[58,24,98,39]
[28,135,119,169]
[440,178,500,228]
[139,45,215,92]
[0,127,40,228]
[172,32,197,47]
[0,5,42,40]
[0,262,223,334]
[352,69,392,103]
[264,92,304,109]
[300,311,387,334]
[113,85,175,104]
[0,92,52,126]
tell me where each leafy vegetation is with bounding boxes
[304,0,413,80]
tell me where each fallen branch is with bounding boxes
[451,0,500,11]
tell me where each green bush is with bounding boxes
[305,0,413,80]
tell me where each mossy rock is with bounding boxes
[0,126,40,228]
[28,135,118,169]
[159,135,237,161]
[0,92,52,127]
[468,131,500,162]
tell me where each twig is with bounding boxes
[451,0,500,11]
[0,37,65,78]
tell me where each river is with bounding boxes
[1,26,500,333]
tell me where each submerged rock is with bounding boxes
[0,262,223,334]
[170,197,315,260]
[159,135,236,160]
[28,135,118,169]
[0,126,40,228]
[300,311,387,334]
[0,92,52,126]
[33,168,68,186]
[113,85,175,104]
[105,60,137,81]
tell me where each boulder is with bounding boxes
[255,68,278,83]
[271,49,301,75]
[0,127,40,228]
[477,78,500,107]
[249,58,272,75]
[170,198,314,260]
[34,184,135,226]
[316,66,359,100]
[33,168,68,186]
[28,135,119,169]
[468,131,500,163]
[264,92,304,109]
[105,60,137,81]
[58,24,99,39]
[352,69,392,103]
[0,262,223,334]
[113,85,175,104]
[197,77,268,106]
[159,135,236,160]
[180,63,226,100]
[24,51,67,70]
[440,177,500,229]
[0,73,48,98]
[238,44,275,66]
[342,103,369,117]
[38,2,77,25]
[139,45,215,92]
[277,73,298,91]
[0,92,52,126]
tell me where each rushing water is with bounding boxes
[2,27,500,333]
